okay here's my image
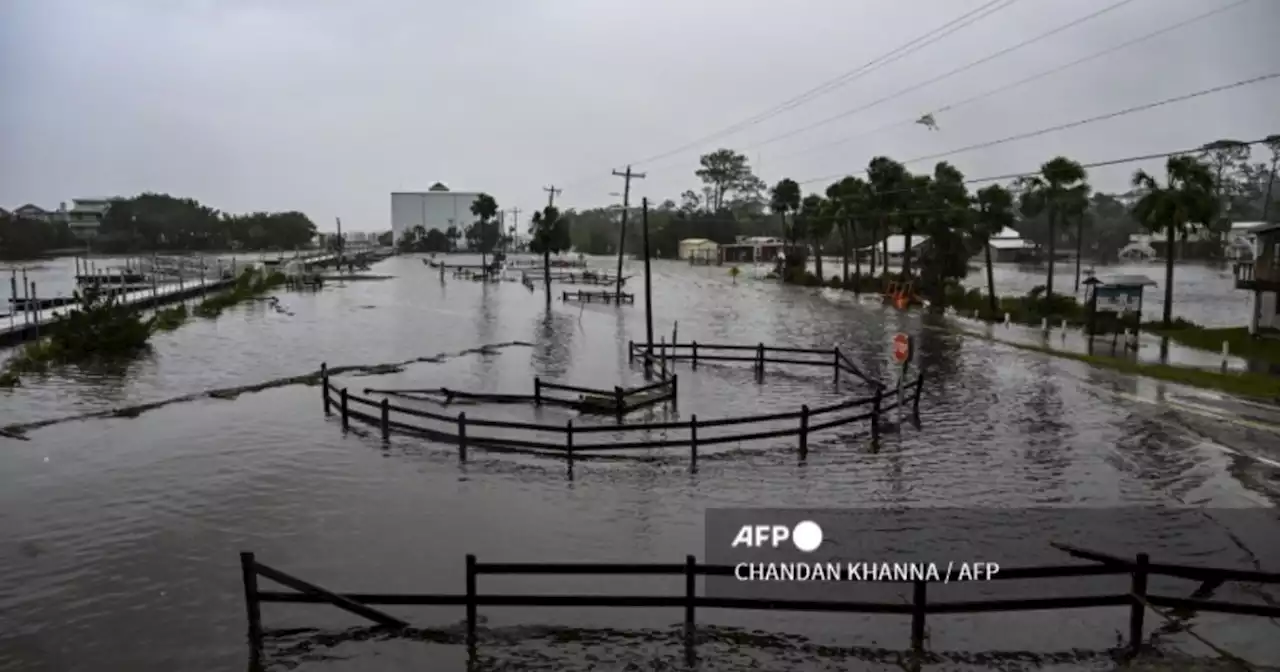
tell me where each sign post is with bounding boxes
[892,333,913,428]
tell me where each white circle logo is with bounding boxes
[792,520,823,552]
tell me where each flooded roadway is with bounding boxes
[1,255,1278,671]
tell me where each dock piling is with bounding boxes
[458,413,468,461]
[321,363,331,415]
[798,405,809,459]
[340,388,349,430]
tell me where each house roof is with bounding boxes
[989,238,1033,250]
[14,203,46,213]
[992,226,1022,239]
[679,238,716,245]
[857,234,929,254]
[1247,222,1280,235]
[1095,274,1157,288]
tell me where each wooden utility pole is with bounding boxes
[543,186,561,209]
[642,198,654,358]
[612,166,646,298]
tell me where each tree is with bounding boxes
[798,194,829,281]
[901,173,932,276]
[770,178,801,247]
[468,193,500,269]
[973,184,1015,314]
[1062,184,1091,292]
[445,226,461,252]
[830,176,870,287]
[867,156,909,277]
[1131,155,1218,328]
[529,206,568,307]
[696,149,764,211]
[915,162,972,301]
[1199,139,1250,238]
[1263,134,1280,223]
[1016,157,1089,310]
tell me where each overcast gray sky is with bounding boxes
[2,0,1277,232]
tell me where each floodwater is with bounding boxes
[1,255,1279,672]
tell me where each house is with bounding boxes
[678,238,719,263]
[67,199,111,239]
[718,236,786,264]
[987,227,1039,262]
[1225,221,1266,261]
[1232,222,1280,334]
[856,235,930,269]
[11,204,54,223]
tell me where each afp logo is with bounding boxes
[731,520,823,552]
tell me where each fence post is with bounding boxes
[321,363,331,415]
[614,386,625,420]
[913,372,925,418]
[534,377,542,406]
[627,339,634,362]
[684,554,697,668]
[31,282,39,339]
[458,413,468,462]
[756,343,764,377]
[465,554,477,657]
[380,399,390,441]
[239,552,262,649]
[689,415,698,469]
[910,579,927,654]
[799,405,809,459]
[871,390,881,440]
[660,336,667,378]
[691,341,699,369]
[340,389,349,430]
[833,347,840,384]
[565,420,574,466]
[670,375,679,406]
[1128,553,1149,656]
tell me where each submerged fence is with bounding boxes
[318,342,924,462]
[239,546,1280,667]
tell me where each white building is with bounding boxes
[390,183,482,244]
[67,198,111,239]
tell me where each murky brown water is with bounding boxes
[1,256,1278,672]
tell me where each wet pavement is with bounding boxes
[1,255,1279,672]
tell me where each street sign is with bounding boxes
[892,333,912,364]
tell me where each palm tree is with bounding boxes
[799,194,829,281]
[529,206,562,307]
[1063,186,1091,292]
[1015,157,1089,310]
[867,157,909,278]
[900,173,932,277]
[973,184,1015,315]
[1131,155,1218,328]
[470,193,499,270]
[770,178,801,245]
[831,176,870,289]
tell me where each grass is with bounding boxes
[1142,324,1280,367]
[959,329,1280,402]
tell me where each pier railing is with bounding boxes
[239,547,1280,667]
[319,342,922,463]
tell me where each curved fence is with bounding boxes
[318,342,924,463]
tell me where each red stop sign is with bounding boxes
[892,333,911,364]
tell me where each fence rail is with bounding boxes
[319,342,923,464]
[239,549,1280,667]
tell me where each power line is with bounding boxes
[772,0,1254,164]
[797,73,1280,186]
[724,0,1142,158]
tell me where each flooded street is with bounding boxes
[1,255,1278,671]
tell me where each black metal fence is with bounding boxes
[239,547,1280,668]
[319,343,924,462]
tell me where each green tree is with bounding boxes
[1131,155,1218,328]
[798,194,829,281]
[1199,139,1250,239]
[445,226,461,253]
[901,172,931,276]
[695,149,766,211]
[1016,157,1089,310]
[829,177,869,285]
[867,156,909,277]
[973,184,1015,314]
[529,206,568,306]
[915,161,972,301]
[468,193,501,268]
[1263,134,1280,223]
[1062,183,1091,292]
[769,178,801,247]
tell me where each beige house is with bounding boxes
[678,238,719,262]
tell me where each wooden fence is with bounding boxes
[239,546,1280,667]
[319,342,923,463]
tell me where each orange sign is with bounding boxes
[892,333,911,364]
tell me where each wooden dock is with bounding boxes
[1,251,339,348]
[561,290,634,304]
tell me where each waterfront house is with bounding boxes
[1225,221,1267,261]
[1232,222,1280,334]
[67,199,111,240]
[11,204,54,223]
[718,236,786,264]
[856,235,930,270]
[678,238,719,263]
[987,227,1039,262]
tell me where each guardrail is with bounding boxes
[239,546,1280,668]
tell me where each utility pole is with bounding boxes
[611,166,646,298]
[543,186,561,209]
[642,198,654,362]
[335,217,343,265]
[510,207,522,249]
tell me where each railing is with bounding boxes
[1235,259,1280,285]
[238,546,1280,668]
[1235,261,1256,283]
[319,342,921,465]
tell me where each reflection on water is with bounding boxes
[0,255,1277,671]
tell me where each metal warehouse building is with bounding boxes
[390,183,482,244]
